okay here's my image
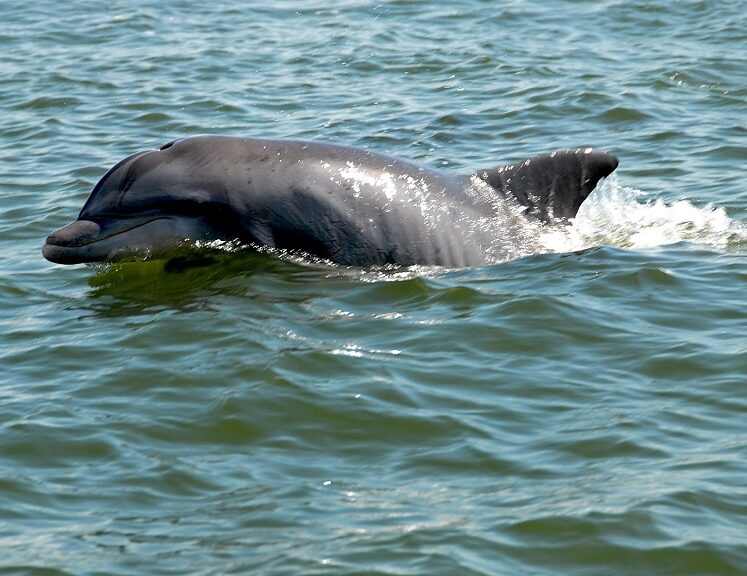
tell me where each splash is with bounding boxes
[536,176,746,255]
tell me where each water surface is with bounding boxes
[1,1,746,574]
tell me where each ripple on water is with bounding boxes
[2,0,747,574]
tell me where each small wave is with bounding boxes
[539,176,746,254]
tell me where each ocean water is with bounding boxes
[1,1,746,574]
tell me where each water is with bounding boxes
[2,1,746,574]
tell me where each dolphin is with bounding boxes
[43,136,618,267]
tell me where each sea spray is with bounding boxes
[539,176,746,255]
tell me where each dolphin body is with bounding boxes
[43,136,618,267]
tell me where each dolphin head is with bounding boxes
[43,139,241,264]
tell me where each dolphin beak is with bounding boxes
[45,220,101,247]
[43,216,198,265]
[43,220,105,264]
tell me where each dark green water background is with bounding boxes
[2,1,746,574]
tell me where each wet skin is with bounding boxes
[43,136,618,267]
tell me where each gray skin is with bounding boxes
[43,136,618,267]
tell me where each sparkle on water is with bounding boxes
[2,1,746,575]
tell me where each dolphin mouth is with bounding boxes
[43,217,168,264]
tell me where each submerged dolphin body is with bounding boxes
[43,136,618,267]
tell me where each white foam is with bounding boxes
[537,176,746,255]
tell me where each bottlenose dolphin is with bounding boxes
[43,136,618,267]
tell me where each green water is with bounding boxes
[2,1,746,574]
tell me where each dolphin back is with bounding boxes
[476,149,619,222]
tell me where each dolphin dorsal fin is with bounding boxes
[476,149,618,221]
